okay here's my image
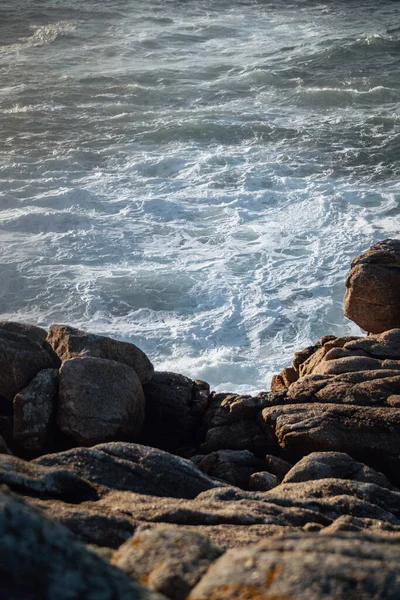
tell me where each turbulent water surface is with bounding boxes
[1,0,400,393]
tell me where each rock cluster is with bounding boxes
[1,240,400,599]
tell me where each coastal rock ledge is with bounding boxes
[1,240,400,599]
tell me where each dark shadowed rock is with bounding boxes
[264,454,292,480]
[142,373,209,452]
[248,471,279,491]
[112,526,222,600]
[35,442,226,499]
[0,434,11,455]
[262,403,400,484]
[57,357,145,446]
[283,452,394,489]
[0,330,55,401]
[192,449,265,489]
[0,321,47,344]
[47,324,154,383]
[344,239,400,334]
[190,532,400,600]
[13,368,58,451]
[198,392,283,455]
[0,488,165,600]
[0,454,97,501]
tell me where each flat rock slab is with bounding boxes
[0,488,165,600]
[112,526,222,600]
[47,324,154,384]
[262,403,400,483]
[35,442,226,499]
[190,532,400,600]
[57,357,145,446]
[0,453,97,502]
[26,470,400,549]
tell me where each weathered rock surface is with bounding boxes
[262,403,400,483]
[0,330,55,401]
[0,487,166,600]
[112,526,222,600]
[282,451,394,488]
[142,373,209,452]
[47,324,154,383]
[0,453,97,501]
[57,357,145,446]
[0,321,47,345]
[248,471,279,491]
[344,238,400,333]
[189,532,400,600]
[198,392,283,455]
[191,449,265,489]
[35,442,226,498]
[13,368,58,451]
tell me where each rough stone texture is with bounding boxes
[0,488,166,600]
[192,450,265,489]
[198,392,283,456]
[47,324,154,384]
[35,442,226,499]
[57,357,145,446]
[0,321,47,345]
[344,238,400,334]
[264,454,292,481]
[248,471,279,491]
[344,328,400,358]
[282,452,394,489]
[189,532,400,600]
[142,373,209,452]
[0,330,55,401]
[13,368,58,451]
[24,454,400,551]
[0,453,97,501]
[262,403,400,484]
[286,369,400,406]
[112,526,222,600]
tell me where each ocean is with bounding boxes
[1,0,399,393]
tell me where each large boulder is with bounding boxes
[47,324,154,384]
[13,368,58,452]
[0,330,56,401]
[57,357,145,446]
[0,488,165,600]
[35,442,226,499]
[112,526,221,600]
[142,373,209,452]
[344,238,400,333]
[190,532,400,600]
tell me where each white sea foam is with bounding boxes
[0,0,399,393]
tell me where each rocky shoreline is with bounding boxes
[1,239,400,599]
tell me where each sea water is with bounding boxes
[1,0,399,393]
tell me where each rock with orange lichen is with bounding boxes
[189,532,400,600]
[112,526,221,600]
